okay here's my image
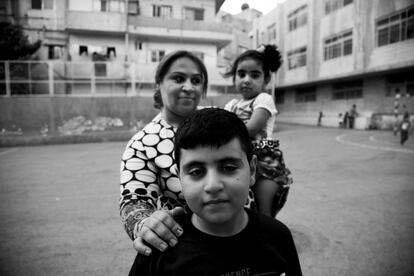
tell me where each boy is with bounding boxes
[129,108,302,276]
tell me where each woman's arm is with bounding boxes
[120,130,183,255]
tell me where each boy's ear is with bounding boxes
[249,155,257,187]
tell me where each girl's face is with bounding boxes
[159,57,204,124]
[234,58,267,100]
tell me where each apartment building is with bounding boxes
[251,0,414,129]
[1,0,232,95]
[217,4,262,68]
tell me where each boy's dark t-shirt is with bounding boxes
[129,209,302,276]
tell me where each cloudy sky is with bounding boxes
[220,0,287,15]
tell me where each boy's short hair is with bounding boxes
[174,108,253,168]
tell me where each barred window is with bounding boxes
[288,5,308,32]
[275,89,285,104]
[386,71,414,97]
[332,80,363,100]
[184,7,204,21]
[32,0,53,10]
[287,47,307,70]
[128,0,140,15]
[325,0,353,15]
[151,50,165,62]
[153,5,172,18]
[376,5,414,47]
[296,86,316,102]
[324,30,353,60]
[267,23,277,41]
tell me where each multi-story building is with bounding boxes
[217,4,262,69]
[251,0,414,129]
[0,0,239,132]
[1,0,232,96]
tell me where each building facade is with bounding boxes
[0,0,233,96]
[251,0,414,129]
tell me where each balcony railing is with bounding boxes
[127,15,232,33]
[0,61,231,96]
[67,11,127,33]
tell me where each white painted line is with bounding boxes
[0,148,19,156]
[369,134,398,147]
[336,133,414,154]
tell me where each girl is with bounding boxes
[224,44,292,217]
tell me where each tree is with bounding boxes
[0,22,41,60]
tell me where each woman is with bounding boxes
[119,51,257,256]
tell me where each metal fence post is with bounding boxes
[91,63,96,95]
[131,62,136,95]
[48,61,54,95]
[5,61,11,97]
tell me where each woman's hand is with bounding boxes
[133,207,184,256]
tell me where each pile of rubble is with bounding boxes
[58,116,124,135]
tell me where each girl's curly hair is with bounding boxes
[224,44,283,83]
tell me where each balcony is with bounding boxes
[127,16,233,49]
[67,11,127,34]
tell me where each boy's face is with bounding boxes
[178,138,256,234]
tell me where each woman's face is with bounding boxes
[159,57,204,122]
[234,58,266,100]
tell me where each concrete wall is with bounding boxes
[276,74,414,129]
[0,94,236,133]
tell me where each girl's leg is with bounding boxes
[254,178,280,217]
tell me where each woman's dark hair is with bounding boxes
[224,44,282,84]
[153,51,209,109]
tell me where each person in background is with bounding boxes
[342,112,349,128]
[224,44,292,217]
[317,111,324,127]
[348,104,358,129]
[400,111,411,145]
[129,108,302,276]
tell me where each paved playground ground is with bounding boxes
[0,124,413,276]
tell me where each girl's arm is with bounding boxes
[245,107,271,138]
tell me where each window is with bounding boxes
[100,0,107,11]
[386,71,414,97]
[128,0,140,15]
[0,1,7,12]
[267,23,277,41]
[32,0,53,10]
[153,5,172,18]
[48,45,63,60]
[275,89,285,104]
[151,50,165,62]
[184,7,204,21]
[287,47,307,69]
[107,47,116,58]
[296,86,316,102]
[375,5,414,47]
[332,80,362,100]
[325,0,353,15]
[288,5,307,32]
[95,63,107,77]
[79,45,88,56]
[134,40,142,50]
[324,30,353,60]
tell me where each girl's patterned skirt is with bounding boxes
[252,139,293,216]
